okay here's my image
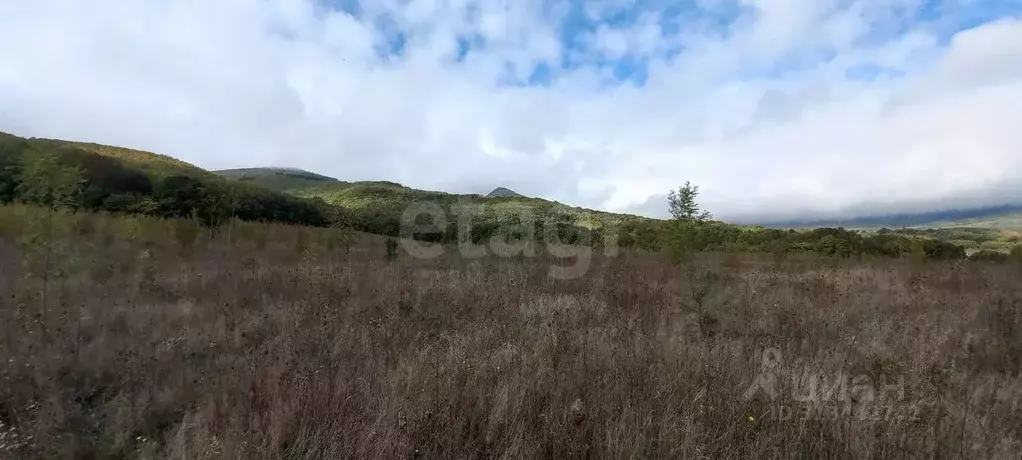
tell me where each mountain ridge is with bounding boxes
[766,204,1022,230]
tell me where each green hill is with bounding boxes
[772,206,1022,254]
[487,187,524,198]
[911,212,1022,230]
[217,167,341,189]
[0,132,331,227]
[69,141,212,179]
[869,227,1022,254]
[214,167,657,246]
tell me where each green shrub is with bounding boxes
[921,239,967,260]
[969,250,1009,263]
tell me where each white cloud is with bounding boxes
[0,0,1020,222]
[935,17,1022,87]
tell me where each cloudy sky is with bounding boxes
[1,0,1020,221]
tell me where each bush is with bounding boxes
[1010,246,1022,262]
[921,239,967,260]
[969,250,1009,263]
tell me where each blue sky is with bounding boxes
[1,0,1021,221]
[329,0,1021,87]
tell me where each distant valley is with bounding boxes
[767,204,1022,230]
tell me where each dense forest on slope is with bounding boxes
[0,132,331,227]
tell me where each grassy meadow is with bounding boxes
[1,204,1021,459]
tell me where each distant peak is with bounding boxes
[487,187,523,198]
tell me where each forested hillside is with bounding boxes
[216,167,663,248]
[1,132,1008,261]
[218,168,989,260]
[0,132,331,227]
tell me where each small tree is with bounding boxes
[324,205,356,254]
[665,182,718,402]
[666,182,712,262]
[17,153,84,332]
[18,154,83,209]
[668,182,712,223]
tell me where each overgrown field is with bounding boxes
[1,205,1021,459]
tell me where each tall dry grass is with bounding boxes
[0,204,1020,459]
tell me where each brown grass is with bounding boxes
[0,204,1020,459]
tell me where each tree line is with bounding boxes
[0,133,331,227]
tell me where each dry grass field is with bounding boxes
[1,204,1021,459]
